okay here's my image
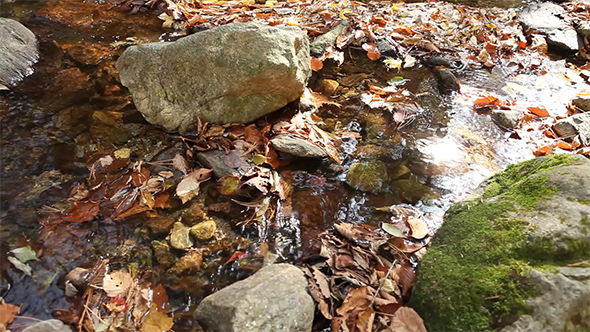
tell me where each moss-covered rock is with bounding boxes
[346,160,389,193]
[410,154,590,332]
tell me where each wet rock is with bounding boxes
[63,41,109,65]
[169,222,193,250]
[168,249,202,274]
[422,56,454,68]
[181,202,206,226]
[44,68,93,112]
[389,163,412,181]
[316,79,340,96]
[362,112,390,140]
[553,112,590,146]
[195,263,314,332]
[117,22,310,132]
[577,22,590,40]
[501,268,590,332]
[376,38,398,58]
[190,219,217,241]
[145,216,176,235]
[572,97,590,113]
[346,160,389,193]
[391,179,435,204]
[411,155,590,332]
[433,68,460,95]
[491,109,523,129]
[22,319,72,332]
[517,3,579,52]
[196,150,240,178]
[310,20,349,56]
[55,106,92,137]
[355,144,391,159]
[0,18,38,88]
[151,240,177,268]
[271,135,327,158]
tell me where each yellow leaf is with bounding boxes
[141,308,174,332]
[384,57,403,71]
[339,8,353,19]
[407,218,429,239]
[114,148,131,159]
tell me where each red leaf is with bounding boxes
[311,58,324,71]
[224,250,247,265]
[244,125,263,145]
[152,284,169,313]
[265,145,280,169]
[533,145,553,156]
[527,107,549,117]
[66,201,100,222]
[473,96,499,108]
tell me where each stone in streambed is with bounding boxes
[491,109,523,129]
[517,3,579,52]
[0,18,38,88]
[270,135,327,158]
[169,222,193,250]
[190,219,217,241]
[553,112,590,146]
[117,22,310,132]
[168,249,202,274]
[195,263,314,332]
[346,160,389,193]
[195,150,240,179]
[151,240,176,268]
[182,202,206,226]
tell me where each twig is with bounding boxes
[370,258,397,307]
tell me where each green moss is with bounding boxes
[482,154,576,200]
[581,216,590,226]
[346,160,389,193]
[410,155,579,332]
[578,199,590,206]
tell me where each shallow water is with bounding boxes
[0,0,587,329]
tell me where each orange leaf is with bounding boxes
[152,284,169,313]
[362,42,381,61]
[311,58,324,71]
[555,141,575,150]
[265,145,280,169]
[66,201,100,222]
[473,96,499,107]
[527,107,549,117]
[0,302,20,325]
[533,145,553,156]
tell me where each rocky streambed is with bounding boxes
[1,0,589,331]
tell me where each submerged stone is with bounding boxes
[169,222,193,250]
[190,219,217,241]
[346,160,389,193]
[152,240,176,268]
[168,249,202,275]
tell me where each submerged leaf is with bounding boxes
[8,256,32,276]
[10,246,39,263]
[66,201,100,222]
[141,308,174,332]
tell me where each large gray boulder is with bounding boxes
[517,3,579,52]
[410,154,590,332]
[0,18,38,88]
[117,22,310,132]
[195,263,314,332]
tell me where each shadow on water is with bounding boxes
[0,0,586,329]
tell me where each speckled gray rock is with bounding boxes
[195,150,240,178]
[0,18,38,87]
[271,135,327,158]
[553,112,590,146]
[22,319,72,332]
[169,222,193,250]
[500,268,590,332]
[309,20,349,56]
[491,109,523,129]
[117,22,310,132]
[195,263,314,332]
[517,3,579,51]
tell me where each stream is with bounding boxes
[1,0,588,331]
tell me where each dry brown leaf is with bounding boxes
[172,153,191,174]
[103,270,134,297]
[0,301,20,326]
[66,200,100,223]
[389,307,427,332]
[407,218,429,239]
[176,169,212,204]
[140,307,174,332]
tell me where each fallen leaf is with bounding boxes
[527,107,549,117]
[172,154,191,174]
[176,170,212,204]
[224,250,248,265]
[10,246,39,263]
[362,42,381,61]
[0,301,20,326]
[533,145,553,156]
[473,96,499,108]
[311,58,324,71]
[382,223,404,238]
[407,218,429,239]
[66,201,100,222]
[217,175,241,196]
[8,256,32,276]
[389,307,427,332]
[384,57,403,71]
[141,307,174,332]
[114,148,131,159]
[103,270,134,297]
[152,284,169,313]
[244,125,264,145]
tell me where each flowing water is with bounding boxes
[0,0,587,329]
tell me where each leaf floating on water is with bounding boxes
[388,307,427,332]
[66,200,100,222]
[8,256,32,276]
[382,223,405,238]
[527,106,549,117]
[140,307,174,332]
[407,218,429,239]
[10,246,39,263]
[217,175,241,196]
[176,169,212,204]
